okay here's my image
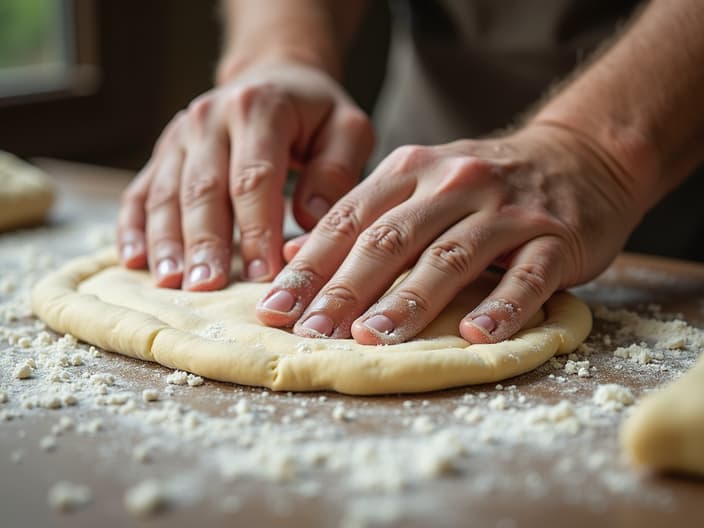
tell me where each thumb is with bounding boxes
[292,106,374,231]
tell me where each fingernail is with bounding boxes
[471,314,497,334]
[306,195,330,220]
[262,290,295,312]
[157,258,177,277]
[300,314,334,337]
[363,314,395,335]
[122,243,139,261]
[247,258,269,280]
[188,264,211,284]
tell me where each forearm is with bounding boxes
[532,0,704,213]
[216,0,368,84]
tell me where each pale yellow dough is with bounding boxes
[31,249,592,395]
[0,151,54,231]
[622,355,704,476]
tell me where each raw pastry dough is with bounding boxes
[622,354,704,476]
[0,151,54,231]
[32,250,592,395]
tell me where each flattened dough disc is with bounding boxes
[0,151,54,231]
[32,250,592,395]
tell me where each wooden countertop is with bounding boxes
[1,159,703,528]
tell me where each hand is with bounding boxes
[256,123,642,344]
[117,61,373,290]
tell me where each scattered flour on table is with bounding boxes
[0,229,701,524]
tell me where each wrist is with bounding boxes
[529,106,661,214]
[216,45,342,86]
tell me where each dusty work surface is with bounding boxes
[1,160,703,528]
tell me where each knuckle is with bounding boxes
[341,108,373,137]
[230,162,275,199]
[509,261,551,299]
[426,241,474,276]
[321,283,359,305]
[225,83,278,116]
[387,145,430,174]
[436,156,494,195]
[145,181,179,212]
[392,288,432,315]
[147,234,182,253]
[120,178,148,207]
[181,172,223,207]
[285,261,324,284]
[239,223,272,243]
[316,201,361,242]
[357,223,409,259]
[185,94,214,128]
[187,235,227,255]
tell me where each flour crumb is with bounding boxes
[412,415,435,434]
[593,384,635,411]
[142,389,159,402]
[332,404,355,422]
[613,343,663,365]
[166,370,188,385]
[48,481,93,512]
[40,435,58,452]
[488,394,508,411]
[186,374,204,387]
[124,479,169,517]
[13,362,33,379]
[564,359,591,377]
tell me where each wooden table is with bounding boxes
[1,160,703,528]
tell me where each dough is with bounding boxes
[0,151,54,231]
[31,249,592,395]
[621,354,704,476]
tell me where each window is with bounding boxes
[0,0,97,104]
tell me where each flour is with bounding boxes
[1,228,701,524]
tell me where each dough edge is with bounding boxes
[0,151,54,231]
[621,354,704,476]
[31,249,593,395]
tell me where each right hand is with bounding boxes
[117,61,374,290]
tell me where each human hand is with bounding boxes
[256,123,643,344]
[117,61,373,290]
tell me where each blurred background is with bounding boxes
[1,0,702,260]
[0,0,390,170]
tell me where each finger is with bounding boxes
[256,150,421,328]
[292,107,374,230]
[283,233,310,263]
[228,94,295,282]
[292,194,474,339]
[144,150,186,288]
[180,136,233,291]
[459,236,565,344]
[350,212,535,344]
[117,166,152,269]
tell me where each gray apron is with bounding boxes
[372,0,704,260]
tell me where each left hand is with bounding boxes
[256,123,643,344]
